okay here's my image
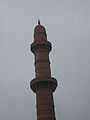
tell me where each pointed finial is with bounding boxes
[38,19,40,25]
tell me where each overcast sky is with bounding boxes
[0,0,90,120]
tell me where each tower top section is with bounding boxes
[38,19,40,25]
[34,20,47,43]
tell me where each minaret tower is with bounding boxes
[30,20,57,120]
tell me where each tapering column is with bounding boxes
[30,21,57,120]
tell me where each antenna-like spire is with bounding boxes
[38,19,40,25]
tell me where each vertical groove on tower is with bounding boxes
[30,21,57,120]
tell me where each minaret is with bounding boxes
[30,21,57,120]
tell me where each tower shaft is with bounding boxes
[36,87,55,120]
[30,22,57,120]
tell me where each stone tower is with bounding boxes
[30,20,57,120]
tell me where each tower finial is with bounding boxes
[38,19,40,25]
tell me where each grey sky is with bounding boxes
[0,0,90,120]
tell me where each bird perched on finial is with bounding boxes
[38,19,40,25]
